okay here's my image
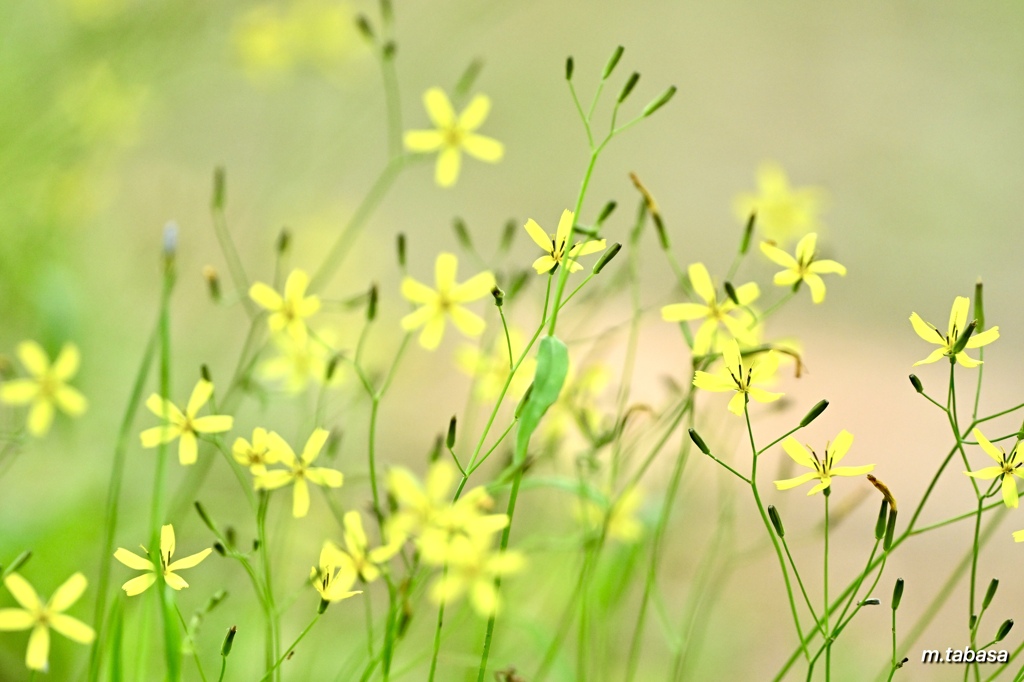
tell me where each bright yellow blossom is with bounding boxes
[575,486,645,543]
[909,296,998,368]
[311,541,361,603]
[335,511,401,583]
[249,269,321,344]
[734,162,826,245]
[113,524,212,597]
[0,341,87,436]
[0,572,94,671]
[404,88,504,187]
[256,428,343,518]
[401,253,495,350]
[760,233,846,303]
[258,329,339,393]
[965,429,1023,508]
[693,340,783,416]
[523,209,606,274]
[232,427,277,476]
[428,535,524,617]
[661,262,759,355]
[140,379,234,466]
[774,430,874,495]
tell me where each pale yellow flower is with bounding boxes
[249,269,321,344]
[523,209,606,274]
[661,262,759,355]
[760,233,846,303]
[0,572,94,671]
[965,429,1023,509]
[334,511,401,583]
[575,486,644,543]
[774,430,874,495]
[404,88,504,187]
[909,296,998,368]
[113,524,212,597]
[427,535,524,617]
[0,341,87,436]
[140,379,234,466]
[311,541,361,603]
[401,253,495,350]
[232,427,277,477]
[734,162,826,245]
[693,339,783,416]
[258,329,339,394]
[455,328,535,400]
[256,428,343,518]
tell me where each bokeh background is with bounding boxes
[2,0,1024,679]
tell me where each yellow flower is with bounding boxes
[249,269,321,344]
[733,162,825,245]
[1014,529,1024,543]
[334,511,401,583]
[575,486,645,543]
[965,429,1023,508]
[404,88,504,187]
[113,524,212,597]
[140,379,234,466]
[455,328,535,401]
[427,536,524,617]
[311,541,362,603]
[523,209,606,274]
[0,572,94,671]
[256,428,343,518]
[661,262,759,355]
[0,341,88,437]
[693,339,783,416]
[759,233,846,303]
[774,430,874,495]
[258,329,339,394]
[909,296,998,368]
[401,253,496,350]
[232,427,278,477]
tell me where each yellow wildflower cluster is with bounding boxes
[386,461,523,616]
[249,428,344,519]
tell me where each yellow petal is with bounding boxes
[54,386,88,416]
[830,464,875,478]
[804,273,826,303]
[781,437,815,468]
[306,466,343,488]
[808,259,846,276]
[404,129,444,152]
[283,269,310,303]
[3,574,40,611]
[249,281,283,311]
[192,415,233,434]
[523,219,551,251]
[457,94,491,131]
[532,255,557,274]
[794,233,817,263]
[828,430,854,465]
[966,327,999,349]
[435,147,461,187]
[660,303,708,322]
[48,573,87,613]
[948,296,970,338]
[178,432,198,466]
[140,425,178,448]
[168,548,212,572]
[568,239,607,258]
[461,134,504,162]
[49,614,95,644]
[731,282,760,306]
[954,352,982,369]
[450,271,496,302]
[114,548,153,571]
[759,241,798,269]
[692,319,718,356]
[554,209,575,247]
[964,466,1003,481]
[687,262,715,304]
[0,380,38,405]
[52,344,81,381]
[434,253,458,290]
[292,477,311,518]
[27,401,55,436]
[401,305,437,332]
[726,392,747,415]
[913,348,947,366]
[301,427,330,464]
[972,428,1004,465]
[186,380,213,416]
[423,87,455,128]
[1001,475,1019,508]
[418,317,447,350]
[747,387,784,404]
[0,609,34,631]
[449,306,486,337]
[774,471,820,491]
[164,572,189,591]
[26,624,49,671]
[16,341,50,377]
[692,371,735,393]
[121,573,157,597]
[909,313,943,345]
[401,277,436,304]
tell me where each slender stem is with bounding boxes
[210,195,257,319]
[258,613,321,682]
[256,491,280,682]
[824,492,831,681]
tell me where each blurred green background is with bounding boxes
[3,0,1024,679]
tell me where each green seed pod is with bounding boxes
[974,278,985,331]
[491,286,505,307]
[884,509,898,551]
[355,14,374,40]
[983,578,999,610]
[565,56,574,81]
[276,228,291,255]
[909,374,923,394]
[396,233,407,268]
[446,415,457,449]
[382,40,397,60]
[618,72,640,103]
[996,619,1014,642]
[213,542,226,556]
[602,45,624,80]
[593,243,622,274]
[642,86,677,117]
[724,281,739,305]
[325,354,342,382]
[221,626,237,657]
[453,217,472,249]
[891,578,904,610]
[767,505,785,538]
[653,214,670,250]
[515,383,534,419]
[874,499,888,540]
[739,212,756,254]
[367,283,378,321]
[688,428,711,455]
[200,364,212,383]
[861,598,881,606]
[429,435,443,463]
[950,319,977,356]
[194,501,219,534]
[318,598,330,615]
[596,201,617,226]
[799,400,829,428]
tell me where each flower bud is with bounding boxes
[396,233,407,268]
[799,400,829,428]
[429,435,443,463]
[379,0,393,23]
[491,286,504,307]
[642,86,677,117]
[874,499,888,541]
[593,243,621,274]
[739,212,755,254]
[688,428,711,455]
[596,201,617,226]
[355,14,374,40]
[983,578,999,610]
[884,509,898,551]
[565,56,574,81]
[996,619,1014,642]
[500,219,517,251]
[318,598,330,614]
[950,319,977,356]
[974,278,985,331]
[767,505,785,538]
[909,374,923,394]
[382,40,396,60]
[200,364,212,383]
[860,598,881,606]
[212,167,226,210]
[213,542,226,556]
[325,354,342,382]
[195,501,219,534]
[276,228,291,255]
[367,284,378,321]
[891,577,904,610]
[203,266,221,302]
[221,626,237,657]
[452,217,472,249]
[162,221,179,269]
[446,415,457,449]
[618,72,640,103]
[602,45,624,80]
[724,281,739,305]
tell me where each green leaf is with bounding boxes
[515,335,569,462]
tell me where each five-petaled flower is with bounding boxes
[523,209,606,275]
[760,233,846,303]
[311,541,362,604]
[733,162,825,245]
[909,296,998,368]
[140,379,234,466]
[0,341,88,436]
[335,510,400,583]
[427,535,524,617]
[661,262,760,355]
[693,339,783,416]
[404,88,504,188]
[965,428,1023,508]
[774,430,874,495]
[0,572,95,671]
[233,427,277,476]
[401,253,495,350]
[249,269,322,344]
[255,428,343,518]
[114,524,212,596]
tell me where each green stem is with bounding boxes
[824,492,831,681]
[256,491,280,682]
[258,613,321,682]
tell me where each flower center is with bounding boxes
[444,126,464,147]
